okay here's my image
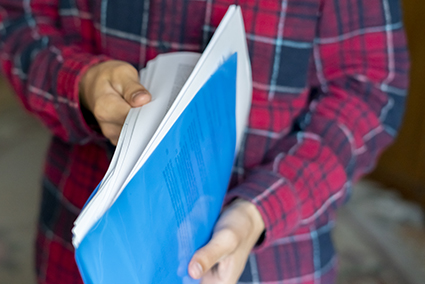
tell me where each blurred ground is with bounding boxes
[0,77,424,284]
[335,180,425,284]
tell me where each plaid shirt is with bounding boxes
[0,0,409,283]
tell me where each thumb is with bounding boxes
[121,77,151,108]
[188,229,238,279]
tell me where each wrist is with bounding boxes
[231,199,265,244]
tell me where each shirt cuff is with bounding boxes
[224,169,302,251]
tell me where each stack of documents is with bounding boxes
[72,5,252,283]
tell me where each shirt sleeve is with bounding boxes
[225,0,410,249]
[0,0,111,144]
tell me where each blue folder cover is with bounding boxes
[75,53,238,284]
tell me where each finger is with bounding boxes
[188,229,239,279]
[200,257,232,284]
[111,65,151,107]
[121,77,151,108]
[93,92,131,125]
[99,122,123,145]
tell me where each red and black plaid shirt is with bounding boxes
[0,0,409,283]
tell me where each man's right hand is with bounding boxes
[79,60,151,145]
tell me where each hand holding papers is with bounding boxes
[72,5,252,283]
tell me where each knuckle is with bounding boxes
[114,63,137,77]
[111,82,123,93]
[93,104,107,122]
[93,100,111,122]
[216,228,239,249]
[113,64,128,73]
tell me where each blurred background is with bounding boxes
[0,0,424,283]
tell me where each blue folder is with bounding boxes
[75,53,238,284]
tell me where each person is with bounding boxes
[0,0,409,283]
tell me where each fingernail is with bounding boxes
[189,262,203,279]
[132,91,149,103]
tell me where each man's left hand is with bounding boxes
[188,199,265,284]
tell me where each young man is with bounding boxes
[0,0,409,283]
